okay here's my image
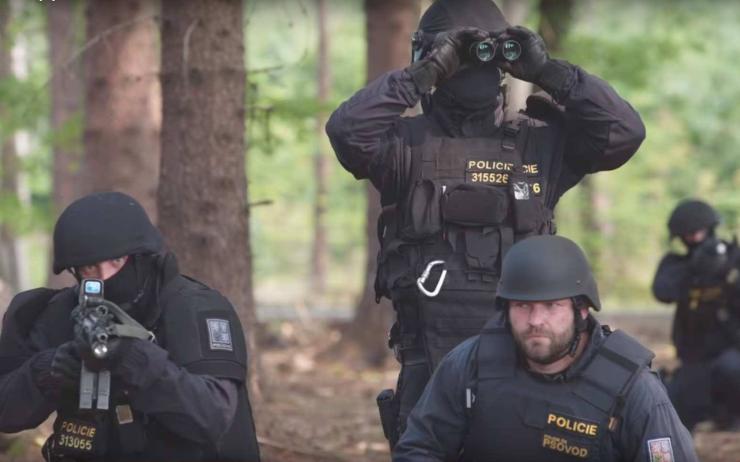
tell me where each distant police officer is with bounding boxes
[326,0,645,444]
[652,199,740,430]
[394,235,697,462]
[0,192,260,461]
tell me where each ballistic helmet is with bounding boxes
[667,199,720,238]
[53,192,163,274]
[496,235,601,311]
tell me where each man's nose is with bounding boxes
[527,304,548,326]
[99,264,119,280]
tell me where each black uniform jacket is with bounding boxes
[393,317,698,462]
[326,65,645,197]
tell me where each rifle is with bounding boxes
[71,279,155,410]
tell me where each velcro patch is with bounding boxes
[55,418,100,455]
[647,437,674,462]
[206,318,233,351]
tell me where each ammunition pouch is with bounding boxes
[401,179,444,240]
[442,184,509,227]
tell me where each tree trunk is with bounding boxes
[83,0,160,220]
[47,0,84,288]
[310,0,330,299]
[0,0,19,293]
[340,0,420,366]
[158,0,260,399]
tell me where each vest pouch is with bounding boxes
[401,179,443,240]
[417,266,497,368]
[442,184,509,227]
[376,239,417,300]
[114,404,148,454]
[464,228,501,271]
[509,175,544,233]
[51,413,109,458]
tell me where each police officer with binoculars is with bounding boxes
[326,0,645,447]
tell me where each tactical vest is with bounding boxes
[463,322,654,462]
[376,112,561,368]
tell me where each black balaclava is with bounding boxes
[418,0,509,132]
[101,254,159,322]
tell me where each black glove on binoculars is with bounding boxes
[408,27,489,93]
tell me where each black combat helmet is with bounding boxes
[496,235,601,311]
[53,192,164,274]
[667,199,720,238]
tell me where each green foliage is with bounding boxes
[555,0,740,306]
[0,2,53,237]
[246,0,366,306]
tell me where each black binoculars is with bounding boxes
[470,38,522,63]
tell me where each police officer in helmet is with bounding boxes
[0,192,260,461]
[652,199,740,430]
[394,235,697,462]
[326,0,645,445]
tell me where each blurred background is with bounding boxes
[1,0,739,460]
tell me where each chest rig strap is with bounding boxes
[573,330,655,432]
[476,321,517,380]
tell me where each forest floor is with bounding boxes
[1,313,739,462]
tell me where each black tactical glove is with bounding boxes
[496,26,573,98]
[73,319,135,372]
[407,27,489,94]
[689,237,730,280]
[31,341,82,394]
[77,335,135,373]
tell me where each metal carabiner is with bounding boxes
[416,260,447,298]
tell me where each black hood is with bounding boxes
[418,0,510,129]
[419,0,509,34]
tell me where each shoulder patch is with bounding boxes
[647,437,674,462]
[206,318,233,351]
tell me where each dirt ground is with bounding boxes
[1,313,739,462]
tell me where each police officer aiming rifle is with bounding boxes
[0,192,260,461]
[653,199,740,430]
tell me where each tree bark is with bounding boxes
[0,0,19,293]
[158,0,260,399]
[310,0,330,299]
[340,0,420,366]
[83,0,160,220]
[47,0,84,288]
